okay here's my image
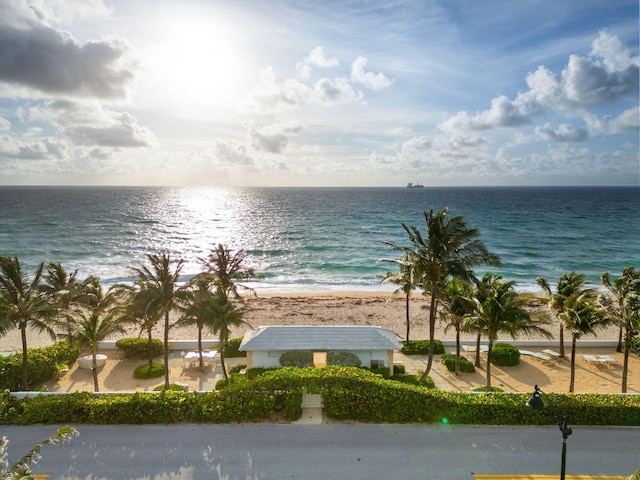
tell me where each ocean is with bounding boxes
[0,186,638,293]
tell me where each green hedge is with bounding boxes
[0,342,80,391]
[441,354,475,373]
[401,340,444,355]
[327,351,362,367]
[3,367,638,426]
[115,338,163,359]
[224,338,247,358]
[280,351,313,367]
[490,343,520,366]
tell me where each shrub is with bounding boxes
[229,364,247,374]
[0,342,80,391]
[115,338,163,359]
[327,351,361,367]
[133,363,165,379]
[473,386,504,393]
[441,354,475,373]
[393,363,405,375]
[401,340,444,355]
[153,383,188,392]
[490,343,520,366]
[279,351,313,368]
[389,374,435,389]
[224,338,247,358]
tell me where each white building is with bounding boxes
[238,325,402,369]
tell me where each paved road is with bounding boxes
[3,424,638,479]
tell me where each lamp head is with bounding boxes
[526,384,545,410]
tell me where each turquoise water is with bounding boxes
[0,186,637,292]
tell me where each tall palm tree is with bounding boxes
[383,208,501,379]
[600,267,640,393]
[379,254,418,342]
[72,308,125,392]
[42,263,96,346]
[199,244,258,299]
[441,278,475,375]
[177,275,219,371]
[210,287,249,381]
[0,256,56,390]
[537,272,593,358]
[465,273,552,391]
[129,253,185,389]
[561,290,608,392]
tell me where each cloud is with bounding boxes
[439,31,638,133]
[0,115,10,130]
[585,107,640,136]
[296,47,339,79]
[0,2,135,98]
[0,134,66,160]
[248,121,304,154]
[535,123,589,142]
[212,140,254,166]
[350,57,392,91]
[27,100,155,147]
[314,77,362,103]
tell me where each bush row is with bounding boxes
[115,338,163,359]
[0,342,80,391]
[2,367,638,426]
[401,340,444,355]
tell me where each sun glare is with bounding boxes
[144,14,250,113]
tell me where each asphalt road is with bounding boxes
[3,424,638,479]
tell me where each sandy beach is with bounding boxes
[1,293,636,395]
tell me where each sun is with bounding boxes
[143,14,251,114]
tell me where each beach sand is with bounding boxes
[1,293,636,394]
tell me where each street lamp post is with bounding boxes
[526,384,573,480]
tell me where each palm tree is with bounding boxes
[210,287,249,381]
[441,278,475,375]
[177,275,219,371]
[1,426,78,479]
[0,256,56,390]
[129,253,185,389]
[379,254,418,342]
[199,244,259,299]
[537,272,593,358]
[73,278,125,392]
[42,263,96,346]
[600,267,640,393]
[465,273,552,391]
[561,290,609,392]
[383,208,501,379]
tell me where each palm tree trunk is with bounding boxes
[475,333,481,367]
[569,334,577,393]
[622,337,630,393]
[164,311,170,389]
[405,293,410,342]
[92,348,100,392]
[198,326,204,371]
[455,328,461,376]
[617,327,623,353]
[20,324,28,390]
[220,340,228,381]
[559,325,565,357]
[144,327,152,368]
[420,288,438,380]
[486,339,493,391]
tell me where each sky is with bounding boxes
[0,0,638,187]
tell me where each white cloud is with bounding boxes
[0,115,10,130]
[212,140,254,166]
[247,121,304,154]
[27,100,155,147]
[350,57,392,91]
[314,77,362,104]
[585,107,640,136]
[439,31,639,133]
[296,47,339,79]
